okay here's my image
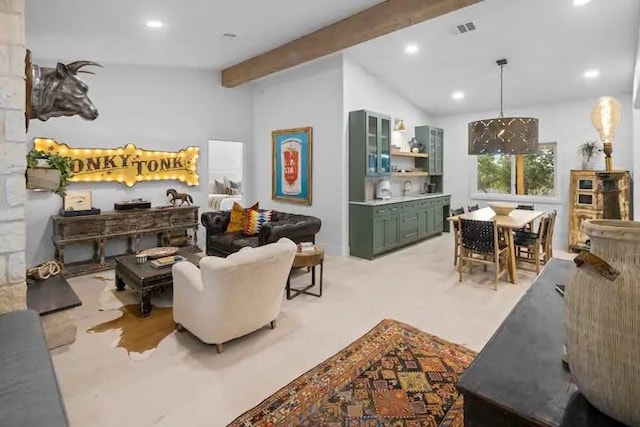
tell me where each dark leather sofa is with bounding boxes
[0,310,68,427]
[201,210,322,257]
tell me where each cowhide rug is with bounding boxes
[87,274,175,361]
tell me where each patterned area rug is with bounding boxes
[229,319,475,427]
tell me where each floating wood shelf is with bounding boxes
[392,172,429,177]
[391,151,428,158]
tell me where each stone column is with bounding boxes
[0,0,27,314]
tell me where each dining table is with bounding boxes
[447,207,545,284]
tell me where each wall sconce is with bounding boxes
[394,118,406,133]
[591,96,622,171]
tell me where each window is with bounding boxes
[477,143,556,197]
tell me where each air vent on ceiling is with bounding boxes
[452,21,477,35]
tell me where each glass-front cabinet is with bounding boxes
[351,110,392,178]
[379,116,391,175]
[367,114,379,175]
[415,125,443,176]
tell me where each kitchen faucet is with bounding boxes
[403,180,412,196]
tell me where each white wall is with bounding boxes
[343,57,433,198]
[26,62,253,266]
[249,55,434,256]
[635,107,640,219]
[633,25,640,218]
[250,55,346,255]
[434,94,634,250]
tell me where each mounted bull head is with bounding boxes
[27,56,102,122]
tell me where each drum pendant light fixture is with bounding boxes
[468,59,539,155]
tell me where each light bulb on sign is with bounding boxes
[591,96,621,171]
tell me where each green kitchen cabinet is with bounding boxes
[349,110,392,201]
[373,216,399,254]
[415,125,444,177]
[349,195,451,259]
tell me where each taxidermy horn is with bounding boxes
[66,61,103,75]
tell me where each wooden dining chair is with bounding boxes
[544,210,557,260]
[458,219,509,290]
[514,210,557,273]
[514,204,535,234]
[450,207,465,266]
[516,204,534,210]
[468,204,480,212]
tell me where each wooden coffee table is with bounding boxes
[287,246,324,300]
[115,248,201,316]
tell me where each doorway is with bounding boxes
[208,140,244,211]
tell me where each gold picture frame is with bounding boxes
[63,190,93,211]
[271,127,312,205]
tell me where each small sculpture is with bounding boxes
[26,50,102,122]
[166,189,193,206]
[408,137,424,153]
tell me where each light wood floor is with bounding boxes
[52,234,570,427]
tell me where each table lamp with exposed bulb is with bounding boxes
[591,96,622,171]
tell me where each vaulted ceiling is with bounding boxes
[27,0,640,115]
[346,0,640,115]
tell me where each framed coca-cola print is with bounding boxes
[272,127,312,205]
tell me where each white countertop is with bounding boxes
[349,193,451,206]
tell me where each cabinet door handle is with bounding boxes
[390,207,398,212]
[404,232,418,238]
[376,209,386,214]
[404,217,417,222]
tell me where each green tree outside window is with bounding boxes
[477,143,555,196]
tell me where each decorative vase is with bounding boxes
[581,157,594,170]
[565,220,640,426]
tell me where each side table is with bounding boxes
[287,246,324,300]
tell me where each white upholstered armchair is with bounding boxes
[172,238,297,352]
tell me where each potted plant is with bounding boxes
[578,140,600,170]
[26,149,73,196]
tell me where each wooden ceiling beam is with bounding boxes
[221,0,483,88]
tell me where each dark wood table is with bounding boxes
[115,248,201,316]
[457,258,625,426]
[27,275,82,316]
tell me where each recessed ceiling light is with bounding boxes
[405,44,419,55]
[573,0,592,6]
[452,91,465,101]
[584,69,600,79]
[146,20,163,29]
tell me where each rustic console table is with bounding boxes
[52,206,199,277]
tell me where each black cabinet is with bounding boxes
[457,259,624,426]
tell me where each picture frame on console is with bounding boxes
[63,190,92,211]
[271,127,312,205]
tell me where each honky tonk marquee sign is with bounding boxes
[34,138,199,187]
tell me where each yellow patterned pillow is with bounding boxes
[243,209,273,236]
[226,202,259,233]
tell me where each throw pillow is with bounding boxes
[244,209,273,236]
[227,201,259,233]
[214,179,226,194]
[229,179,242,194]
